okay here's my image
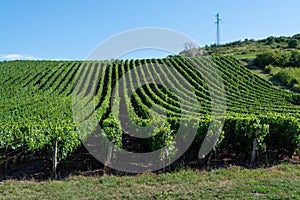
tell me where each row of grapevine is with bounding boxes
[0,56,300,174]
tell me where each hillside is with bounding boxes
[181,34,300,93]
[204,34,300,58]
[1,56,300,175]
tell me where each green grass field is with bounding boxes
[1,163,299,199]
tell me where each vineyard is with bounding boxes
[1,56,300,175]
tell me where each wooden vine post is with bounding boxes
[52,140,58,179]
[162,134,166,173]
[104,137,114,175]
[251,128,259,165]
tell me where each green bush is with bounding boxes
[254,50,300,68]
[290,50,300,67]
[275,70,299,86]
[288,39,298,48]
[254,50,290,68]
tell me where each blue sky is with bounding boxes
[1,0,300,60]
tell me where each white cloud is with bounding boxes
[0,54,71,61]
[0,53,38,61]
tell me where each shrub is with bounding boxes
[290,50,300,67]
[275,70,298,86]
[288,39,298,48]
[292,34,300,40]
[254,50,292,68]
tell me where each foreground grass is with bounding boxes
[1,163,299,199]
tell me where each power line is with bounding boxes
[215,13,221,46]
